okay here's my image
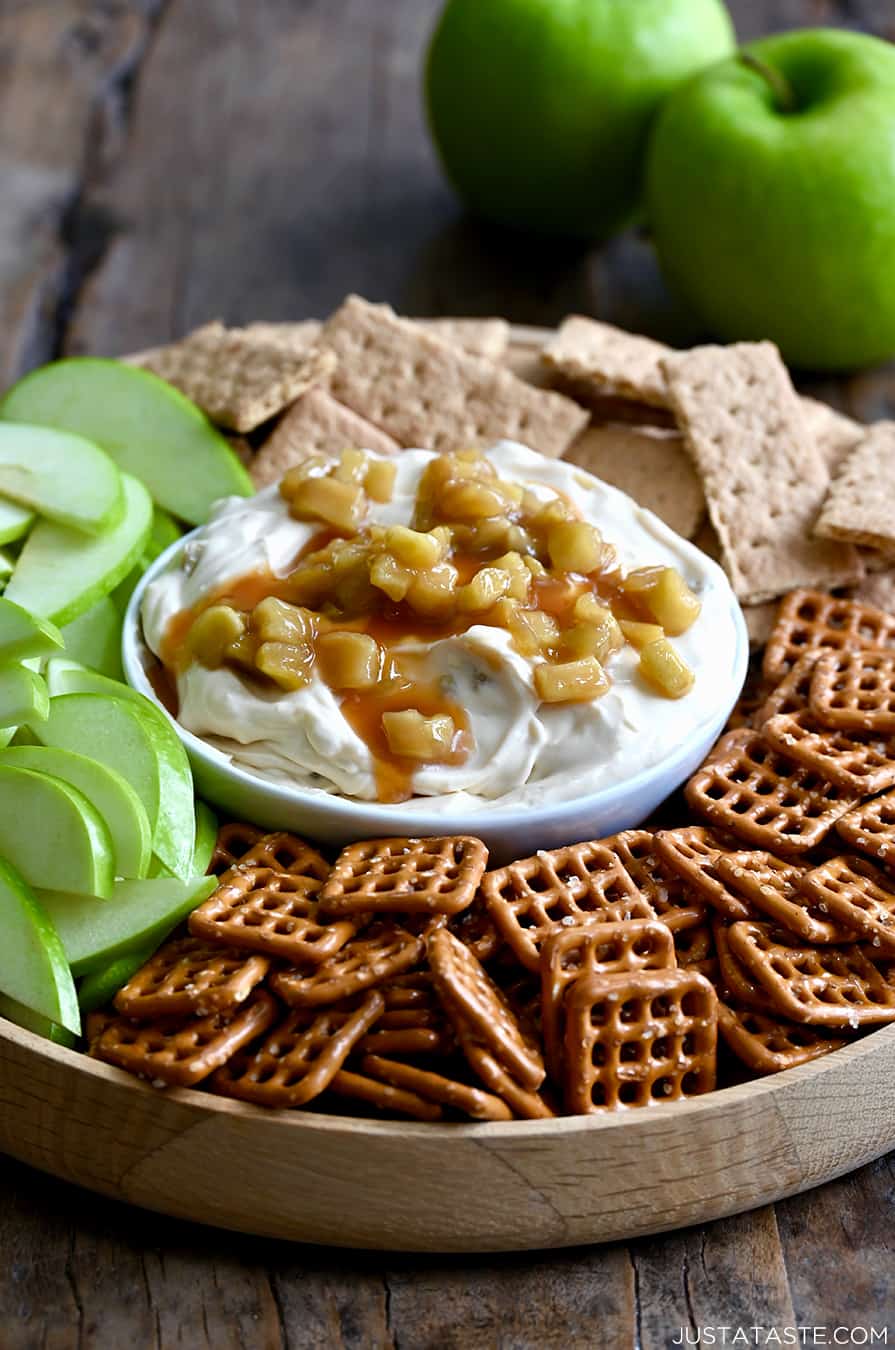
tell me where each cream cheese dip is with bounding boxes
[141,441,740,813]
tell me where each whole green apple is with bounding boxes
[425,0,736,239]
[647,29,895,370]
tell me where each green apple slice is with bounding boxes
[39,874,216,977]
[0,597,63,662]
[0,765,114,897]
[0,857,80,1034]
[0,991,76,1046]
[111,508,182,616]
[5,472,151,627]
[0,423,123,535]
[60,596,123,680]
[0,744,151,880]
[0,499,34,546]
[0,357,253,525]
[33,689,194,880]
[0,666,49,726]
[0,550,13,588]
[193,800,218,875]
[149,799,219,879]
[147,506,182,560]
[77,945,155,1014]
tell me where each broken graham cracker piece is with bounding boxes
[133,320,336,432]
[815,421,895,554]
[563,424,704,539]
[542,316,671,408]
[662,343,861,603]
[321,296,588,457]
[251,387,399,488]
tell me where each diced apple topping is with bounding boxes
[382,709,456,761]
[639,638,695,699]
[317,632,382,689]
[172,447,701,713]
[534,657,610,704]
[621,566,701,635]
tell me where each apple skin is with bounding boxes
[426,0,735,239]
[646,29,895,370]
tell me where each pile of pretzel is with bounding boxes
[87,588,895,1120]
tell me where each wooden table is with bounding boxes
[1,2,894,1344]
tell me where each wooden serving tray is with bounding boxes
[2,1017,895,1252]
[3,321,892,1252]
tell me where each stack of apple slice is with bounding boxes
[0,643,218,1045]
[0,358,255,1045]
[0,356,252,676]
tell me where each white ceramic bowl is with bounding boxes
[123,535,749,864]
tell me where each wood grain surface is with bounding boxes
[2,0,895,1344]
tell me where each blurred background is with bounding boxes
[1,1,893,406]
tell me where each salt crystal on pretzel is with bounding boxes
[835,788,895,867]
[711,920,768,1011]
[604,829,707,932]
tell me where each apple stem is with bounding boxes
[738,51,797,114]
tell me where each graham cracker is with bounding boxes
[661,342,862,604]
[251,387,399,488]
[420,317,509,361]
[815,422,895,555]
[542,316,670,408]
[320,296,588,458]
[799,396,864,477]
[238,317,509,360]
[541,318,865,449]
[563,424,704,539]
[132,321,336,433]
[742,602,778,650]
[691,522,775,648]
[242,319,323,350]
[846,568,895,614]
